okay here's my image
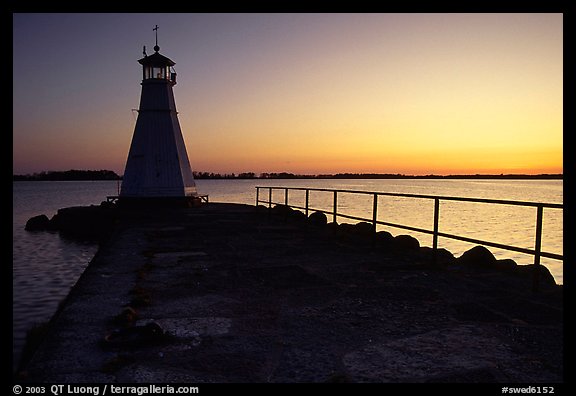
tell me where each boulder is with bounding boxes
[515,264,557,288]
[50,205,116,240]
[394,234,420,250]
[353,222,374,236]
[375,230,394,245]
[326,222,339,234]
[436,248,456,264]
[272,204,293,216]
[456,246,497,267]
[419,247,455,265]
[290,210,308,223]
[494,258,518,271]
[457,246,520,272]
[308,211,327,226]
[338,223,355,234]
[25,214,51,231]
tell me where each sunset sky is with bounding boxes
[12,13,563,176]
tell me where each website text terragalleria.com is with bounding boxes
[14,385,199,396]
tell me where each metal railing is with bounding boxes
[256,186,563,290]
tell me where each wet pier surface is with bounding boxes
[21,203,563,383]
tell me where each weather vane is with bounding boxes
[153,25,159,52]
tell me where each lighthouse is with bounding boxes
[120,27,198,204]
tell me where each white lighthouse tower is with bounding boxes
[120,27,198,204]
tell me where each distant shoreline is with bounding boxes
[12,170,563,181]
[12,170,121,182]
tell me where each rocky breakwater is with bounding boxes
[19,203,562,382]
[25,201,118,241]
[266,204,559,291]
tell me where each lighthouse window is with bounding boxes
[144,66,153,79]
[144,66,171,80]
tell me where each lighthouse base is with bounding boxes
[112,195,208,209]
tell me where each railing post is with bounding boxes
[268,188,272,209]
[372,193,378,232]
[433,198,440,251]
[333,191,338,223]
[282,188,289,222]
[256,187,260,207]
[372,193,378,247]
[305,189,309,217]
[432,198,440,266]
[532,205,544,293]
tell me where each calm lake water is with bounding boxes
[12,179,563,369]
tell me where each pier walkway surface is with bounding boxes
[22,203,563,383]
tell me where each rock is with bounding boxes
[375,230,394,245]
[25,205,117,239]
[457,246,519,272]
[419,247,455,265]
[353,222,374,236]
[338,223,355,234]
[308,211,327,226]
[290,210,308,223]
[494,258,517,271]
[25,214,51,231]
[515,264,557,288]
[334,223,361,242]
[394,234,420,250]
[457,246,497,267]
[455,247,556,288]
[436,248,456,264]
[50,205,116,240]
[326,222,339,233]
[272,204,293,216]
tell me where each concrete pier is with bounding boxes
[20,203,562,383]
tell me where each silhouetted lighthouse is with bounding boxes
[120,27,198,203]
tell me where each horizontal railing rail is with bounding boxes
[255,186,563,291]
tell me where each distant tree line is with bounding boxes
[13,169,121,181]
[13,169,562,181]
[193,172,562,180]
[192,171,312,179]
[192,172,257,179]
[320,173,564,180]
